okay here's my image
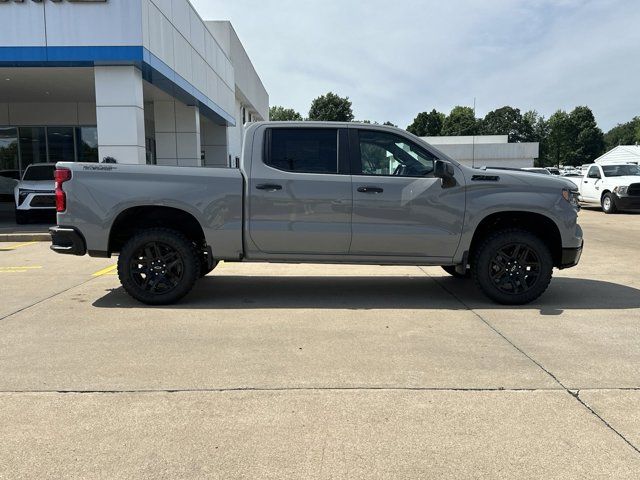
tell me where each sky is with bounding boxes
[192,0,640,131]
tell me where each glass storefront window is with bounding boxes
[47,127,76,163]
[0,127,19,173]
[2,125,99,176]
[76,127,99,163]
[19,127,47,170]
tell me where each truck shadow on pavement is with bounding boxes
[92,275,640,314]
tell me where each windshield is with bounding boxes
[602,164,640,177]
[23,165,55,181]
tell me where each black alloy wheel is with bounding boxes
[488,243,541,295]
[129,241,185,295]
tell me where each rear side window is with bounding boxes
[23,165,55,181]
[587,166,601,179]
[266,129,338,174]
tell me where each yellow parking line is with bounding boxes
[0,266,42,270]
[92,264,117,277]
[0,241,39,252]
[0,266,42,273]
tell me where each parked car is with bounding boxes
[561,173,583,189]
[50,122,583,306]
[0,170,20,202]
[14,163,56,224]
[521,167,552,175]
[546,167,561,175]
[578,163,640,213]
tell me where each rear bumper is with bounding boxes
[559,241,583,269]
[50,226,87,256]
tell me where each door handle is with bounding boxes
[256,184,283,191]
[357,186,384,194]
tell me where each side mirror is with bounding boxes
[434,160,455,179]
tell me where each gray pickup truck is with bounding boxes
[50,122,583,306]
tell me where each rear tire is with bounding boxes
[441,265,470,279]
[472,229,553,305]
[601,193,617,214]
[118,228,199,305]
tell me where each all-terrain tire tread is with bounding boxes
[471,228,553,305]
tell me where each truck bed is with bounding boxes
[55,162,244,260]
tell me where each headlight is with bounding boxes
[613,186,628,195]
[18,190,30,206]
[562,188,580,210]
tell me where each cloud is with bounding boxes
[192,0,640,131]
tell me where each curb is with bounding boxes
[0,233,51,243]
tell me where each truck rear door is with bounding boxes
[247,127,352,254]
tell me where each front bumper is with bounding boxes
[16,191,55,209]
[559,241,583,269]
[50,226,87,256]
[614,194,640,211]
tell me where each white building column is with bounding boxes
[201,117,228,167]
[94,66,146,164]
[154,101,202,167]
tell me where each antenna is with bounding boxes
[472,97,476,168]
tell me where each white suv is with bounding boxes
[14,163,56,224]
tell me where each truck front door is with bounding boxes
[247,127,352,254]
[582,166,602,202]
[348,128,465,258]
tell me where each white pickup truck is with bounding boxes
[578,163,640,213]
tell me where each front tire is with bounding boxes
[601,193,617,214]
[472,229,553,305]
[118,228,199,305]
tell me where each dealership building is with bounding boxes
[0,0,268,175]
[422,135,539,169]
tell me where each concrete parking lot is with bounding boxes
[0,208,639,479]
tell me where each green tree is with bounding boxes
[545,107,605,167]
[406,109,445,136]
[569,106,605,165]
[441,106,479,136]
[308,92,354,122]
[604,117,640,150]
[523,111,553,167]
[546,110,573,167]
[269,106,303,121]
[480,106,528,142]
[521,110,543,143]
[383,121,398,127]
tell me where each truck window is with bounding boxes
[601,164,640,177]
[587,166,601,179]
[355,130,435,177]
[266,129,338,174]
